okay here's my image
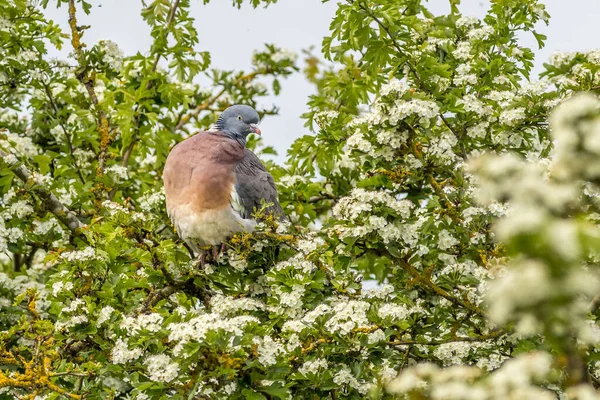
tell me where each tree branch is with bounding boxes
[68,0,112,184]
[398,257,487,318]
[589,293,600,314]
[136,285,178,314]
[1,151,86,234]
[388,329,505,346]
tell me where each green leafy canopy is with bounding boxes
[2,0,600,399]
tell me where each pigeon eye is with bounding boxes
[237,115,242,121]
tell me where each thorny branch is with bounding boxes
[388,329,505,346]
[397,257,487,318]
[136,284,179,314]
[1,150,86,234]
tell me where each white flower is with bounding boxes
[55,315,88,331]
[168,313,258,356]
[489,351,552,389]
[138,152,157,168]
[381,78,409,96]
[18,50,37,63]
[120,313,163,335]
[548,51,576,67]
[387,363,436,394]
[457,94,490,116]
[376,129,409,148]
[99,40,124,71]
[0,131,39,157]
[282,319,306,333]
[493,75,511,85]
[453,42,472,61]
[378,303,410,321]
[347,131,373,153]
[367,329,386,344]
[456,16,479,29]
[389,99,440,125]
[270,48,297,63]
[279,285,306,309]
[210,294,264,316]
[9,200,34,218]
[467,122,489,139]
[33,219,61,236]
[325,299,371,335]
[223,382,237,395]
[52,281,74,296]
[273,253,317,274]
[97,305,115,325]
[297,236,325,253]
[144,354,179,382]
[486,90,517,108]
[111,338,144,364]
[138,191,165,212]
[362,283,395,299]
[254,336,286,366]
[379,359,398,383]
[499,107,526,126]
[437,229,459,250]
[64,298,86,314]
[314,110,340,127]
[105,165,129,181]
[468,26,494,40]
[50,82,66,97]
[3,153,17,165]
[61,247,103,263]
[333,366,371,394]
[298,358,328,376]
[0,17,14,32]
[486,260,552,324]
[433,341,483,366]
[277,175,305,187]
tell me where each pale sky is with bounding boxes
[43,0,600,163]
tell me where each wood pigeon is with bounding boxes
[163,105,284,264]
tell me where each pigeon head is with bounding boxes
[216,105,261,143]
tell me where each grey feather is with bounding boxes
[233,149,285,220]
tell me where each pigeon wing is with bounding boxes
[233,149,285,220]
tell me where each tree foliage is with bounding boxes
[2,0,600,399]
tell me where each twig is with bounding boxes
[136,276,213,314]
[398,257,487,317]
[589,294,600,314]
[307,193,336,203]
[388,329,505,346]
[152,0,180,72]
[136,285,178,314]
[49,372,93,377]
[68,0,111,182]
[1,151,86,234]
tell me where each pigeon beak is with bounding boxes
[250,124,261,136]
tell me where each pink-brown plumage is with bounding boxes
[163,131,254,253]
